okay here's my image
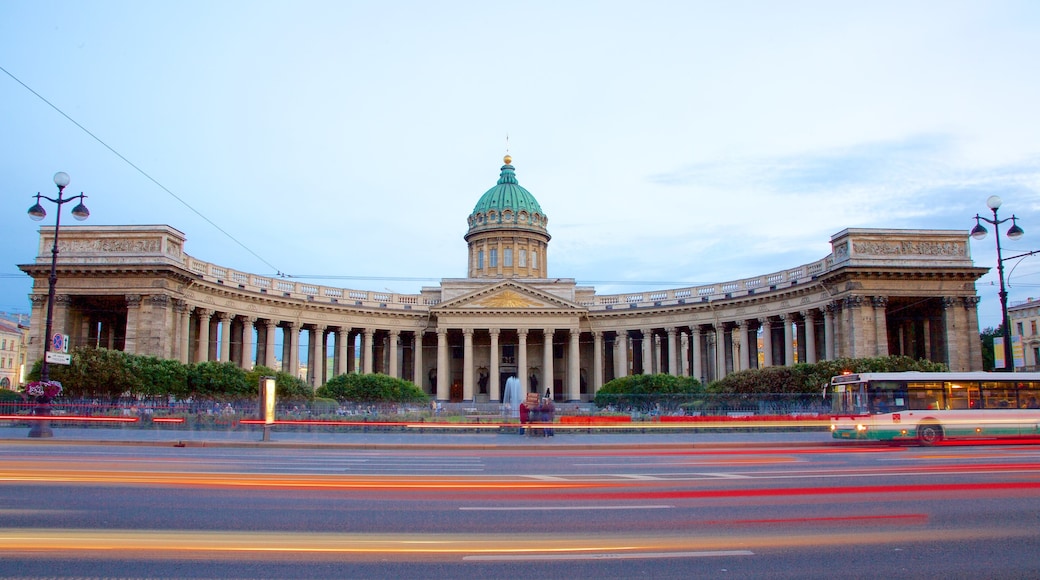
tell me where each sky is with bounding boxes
[2,0,1039,333]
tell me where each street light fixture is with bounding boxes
[971,195,1024,372]
[26,172,89,436]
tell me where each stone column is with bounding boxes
[286,322,300,379]
[567,328,580,401]
[388,329,400,379]
[824,304,836,360]
[592,330,604,394]
[873,296,889,357]
[802,310,817,364]
[310,325,326,388]
[413,330,425,388]
[218,312,233,362]
[175,300,191,364]
[263,320,277,368]
[715,324,726,378]
[436,329,449,401]
[195,309,213,363]
[666,327,678,376]
[653,334,662,374]
[489,329,501,402]
[777,313,791,366]
[692,328,703,382]
[518,329,529,393]
[241,316,256,370]
[964,296,983,371]
[680,331,690,377]
[759,317,773,367]
[736,320,749,372]
[332,328,346,376]
[124,294,142,355]
[941,297,959,369]
[542,329,554,397]
[362,328,375,374]
[843,296,867,358]
[463,328,475,401]
[640,329,652,374]
[614,331,626,379]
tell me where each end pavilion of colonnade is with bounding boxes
[20,157,987,402]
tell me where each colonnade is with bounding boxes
[29,288,981,402]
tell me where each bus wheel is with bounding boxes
[917,423,943,446]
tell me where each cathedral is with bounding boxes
[20,156,987,402]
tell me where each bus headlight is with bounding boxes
[830,424,837,431]
[856,424,868,432]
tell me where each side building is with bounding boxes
[0,316,29,390]
[19,156,987,401]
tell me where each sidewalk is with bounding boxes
[0,423,836,450]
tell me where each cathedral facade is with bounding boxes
[20,156,987,401]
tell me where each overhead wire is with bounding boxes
[1,64,776,292]
[1,64,284,276]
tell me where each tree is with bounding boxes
[187,361,250,401]
[245,366,313,402]
[980,326,1001,372]
[130,355,189,399]
[60,347,142,401]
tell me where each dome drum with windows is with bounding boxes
[465,156,550,279]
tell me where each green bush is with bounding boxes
[61,347,142,401]
[0,389,24,403]
[709,355,949,396]
[317,373,429,404]
[187,361,250,401]
[310,397,339,414]
[594,373,703,412]
[130,355,189,399]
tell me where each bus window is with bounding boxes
[830,384,868,414]
[1016,382,1040,408]
[981,382,1015,408]
[866,381,907,414]
[906,381,944,410]
[1021,391,1040,409]
[947,382,979,410]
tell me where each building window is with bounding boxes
[519,249,526,267]
[1032,321,1037,336]
[504,248,513,267]
[490,249,498,268]
[477,250,484,270]
[1018,322,1025,336]
[532,251,538,270]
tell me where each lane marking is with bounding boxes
[464,550,754,561]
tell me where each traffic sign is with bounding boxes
[45,351,71,365]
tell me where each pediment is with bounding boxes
[434,281,583,312]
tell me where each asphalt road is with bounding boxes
[1,437,1039,579]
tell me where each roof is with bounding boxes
[466,155,549,239]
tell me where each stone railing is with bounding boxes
[584,256,832,310]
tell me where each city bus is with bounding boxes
[829,372,1040,445]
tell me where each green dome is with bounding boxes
[466,155,549,239]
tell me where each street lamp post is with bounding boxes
[27,171,89,437]
[971,195,1024,372]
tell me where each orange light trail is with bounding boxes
[0,526,1034,561]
